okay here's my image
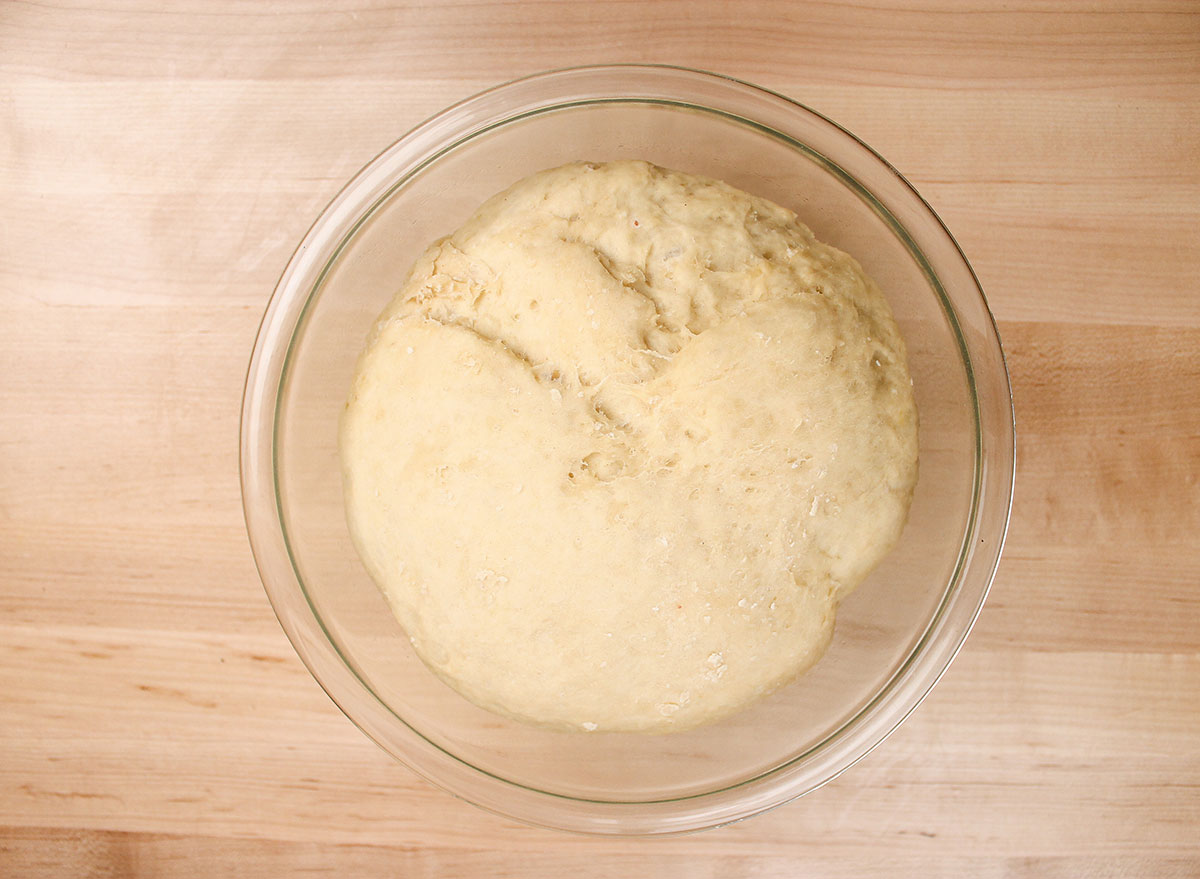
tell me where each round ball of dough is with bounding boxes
[340,161,918,733]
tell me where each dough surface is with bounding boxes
[340,161,918,732]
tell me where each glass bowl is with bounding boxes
[240,65,1015,835]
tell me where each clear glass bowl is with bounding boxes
[240,65,1014,835]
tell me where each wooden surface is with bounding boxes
[3,1,1199,875]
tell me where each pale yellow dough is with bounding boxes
[340,161,918,732]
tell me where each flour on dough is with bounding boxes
[340,161,918,732]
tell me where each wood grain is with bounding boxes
[2,0,1199,875]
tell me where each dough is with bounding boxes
[340,161,918,732]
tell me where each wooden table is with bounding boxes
[3,2,1198,875]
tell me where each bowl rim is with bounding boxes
[240,63,1016,835]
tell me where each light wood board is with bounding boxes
[2,1,1198,875]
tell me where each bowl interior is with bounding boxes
[273,100,977,803]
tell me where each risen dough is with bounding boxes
[340,161,918,732]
